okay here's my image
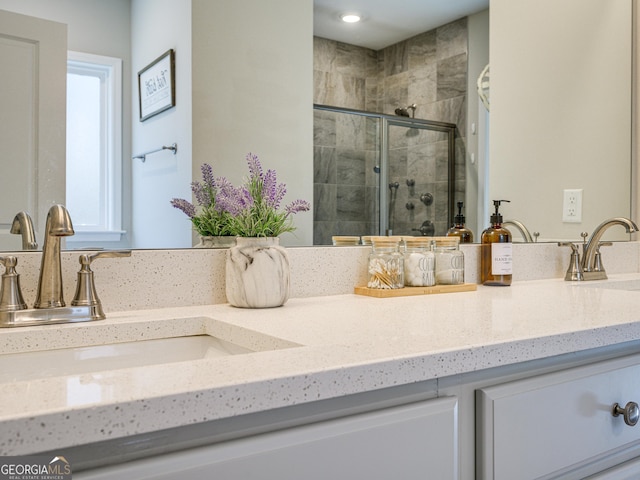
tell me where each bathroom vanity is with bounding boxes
[3,267,640,479]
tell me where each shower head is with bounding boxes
[394,104,417,118]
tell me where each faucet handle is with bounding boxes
[593,242,613,272]
[558,242,584,281]
[71,251,131,318]
[0,256,27,311]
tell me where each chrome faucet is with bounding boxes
[0,205,131,327]
[581,217,639,279]
[559,217,639,281]
[503,219,534,243]
[10,211,38,250]
[34,205,75,308]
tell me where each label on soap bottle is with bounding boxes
[491,242,512,275]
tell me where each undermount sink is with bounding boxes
[0,335,252,384]
[577,279,640,291]
[0,316,300,384]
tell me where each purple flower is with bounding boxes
[191,181,211,207]
[274,183,286,208]
[200,163,215,190]
[246,152,263,181]
[215,181,253,216]
[215,176,235,199]
[285,199,311,215]
[262,170,278,208]
[170,198,196,218]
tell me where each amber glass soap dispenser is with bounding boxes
[447,201,474,243]
[481,200,512,286]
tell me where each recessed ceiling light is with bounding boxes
[340,13,361,23]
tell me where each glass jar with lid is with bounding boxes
[434,236,464,285]
[367,238,404,289]
[403,237,435,287]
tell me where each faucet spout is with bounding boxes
[10,211,38,250]
[582,217,639,272]
[503,219,534,243]
[33,205,74,309]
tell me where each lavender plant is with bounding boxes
[224,153,310,237]
[170,154,310,238]
[170,163,235,237]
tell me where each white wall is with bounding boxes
[192,0,314,246]
[131,0,192,248]
[490,0,632,241]
[466,9,490,238]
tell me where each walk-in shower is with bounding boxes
[313,104,460,245]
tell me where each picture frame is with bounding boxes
[138,49,175,121]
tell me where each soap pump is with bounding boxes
[446,201,474,243]
[481,200,512,286]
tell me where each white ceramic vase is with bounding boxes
[225,237,290,308]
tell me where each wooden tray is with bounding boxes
[354,283,477,298]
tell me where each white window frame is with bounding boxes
[66,51,124,243]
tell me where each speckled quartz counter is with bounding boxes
[3,274,640,456]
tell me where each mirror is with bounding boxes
[0,0,634,251]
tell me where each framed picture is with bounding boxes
[138,49,175,121]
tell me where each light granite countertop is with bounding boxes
[3,274,640,455]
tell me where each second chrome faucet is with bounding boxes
[0,205,130,327]
[559,217,639,281]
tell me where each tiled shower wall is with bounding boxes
[313,18,468,244]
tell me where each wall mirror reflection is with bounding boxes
[0,0,634,252]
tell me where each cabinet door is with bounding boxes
[78,397,458,480]
[585,456,640,480]
[477,354,640,480]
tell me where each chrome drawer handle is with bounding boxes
[613,402,640,426]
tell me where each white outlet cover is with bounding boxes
[562,189,583,223]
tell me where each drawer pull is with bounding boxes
[613,402,640,426]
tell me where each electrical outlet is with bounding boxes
[562,189,583,223]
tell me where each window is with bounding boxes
[66,51,123,242]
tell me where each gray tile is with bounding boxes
[314,146,337,184]
[382,42,409,76]
[365,77,379,112]
[313,220,337,245]
[336,42,371,76]
[382,72,409,115]
[365,150,380,187]
[408,65,437,112]
[313,70,334,104]
[313,109,336,147]
[335,220,369,237]
[436,18,468,60]
[437,53,468,101]
[408,143,437,183]
[336,75,367,110]
[336,148,366,185]
[336,114,367,149]
[388,123,410,149]
[313,37,337,73]
[337,185,366,221]
[388,147,408,180]
[314,183,337,221]
[408,30,437,69]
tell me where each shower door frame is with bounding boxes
[314,104,458,237]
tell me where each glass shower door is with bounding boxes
[384,121,455,237]
[313,104,458,245]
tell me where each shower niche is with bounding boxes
[313,104,459,245]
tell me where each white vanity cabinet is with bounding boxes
[77,396,459,480]
[476,353,640,480]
